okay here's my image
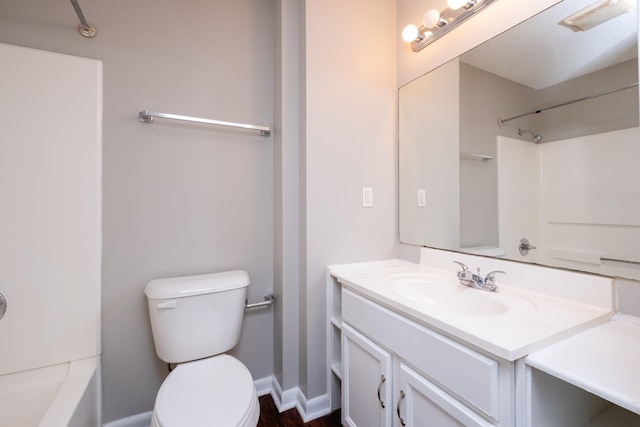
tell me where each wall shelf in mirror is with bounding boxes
[460,152,493,162]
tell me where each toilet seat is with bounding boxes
[152,355,259,427]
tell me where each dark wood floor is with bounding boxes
[257,395,341,426]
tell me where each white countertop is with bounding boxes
[526,315,640,415]
[330,257,613,361]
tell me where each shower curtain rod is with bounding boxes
[69,0,96,38]
[497,82,639,126]
[139,110,271,136]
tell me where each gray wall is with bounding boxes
[1,0,399,422]
[538,59,639,141]
[0,0,274,422]
[3,0,639,422]
[459,62,537,248]
[273,0,302,399]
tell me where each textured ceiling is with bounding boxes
[460,0,638,90]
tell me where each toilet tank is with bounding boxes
[145,270,250,364]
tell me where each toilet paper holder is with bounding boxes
[245,293,276,309]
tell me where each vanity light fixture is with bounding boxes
[402,0,499,52]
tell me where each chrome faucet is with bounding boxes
[453,261,505,293]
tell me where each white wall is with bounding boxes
[497,136,541,262]
[497,128,640,280]
[301,0,398,403]
[399,59,460,248]
[541,127,640,280]
[0,0,274,422]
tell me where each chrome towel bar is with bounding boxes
[139,110,271,137]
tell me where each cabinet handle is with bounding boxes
[396,389,406,426]
[0,291,7,320]
[377,374,386,408]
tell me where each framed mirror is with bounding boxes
[399,0,640,280]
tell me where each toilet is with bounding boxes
[145,270,260,427]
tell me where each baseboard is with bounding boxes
[254,375,273,397]
[103,375,331,426]
[269,376,298,412]
[269,375,331,423]
[295,388,332,423]
[103,411,151,427]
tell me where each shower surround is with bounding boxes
[0,42,102,426]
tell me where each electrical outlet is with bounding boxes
[362,187,373,207]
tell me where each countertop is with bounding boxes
[330,258,613,361]
[526,315,640,415]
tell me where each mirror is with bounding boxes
[399,0,640,280]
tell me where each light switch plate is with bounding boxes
[418,189,426,207]
[362,187,373,207]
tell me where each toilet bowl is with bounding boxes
[145,270,259,427]
[151,355,259,427]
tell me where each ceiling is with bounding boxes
[460,0,638,89]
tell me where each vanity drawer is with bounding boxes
[342,288,501,422]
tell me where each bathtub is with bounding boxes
[0,357,100,427]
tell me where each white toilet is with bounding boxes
[145,270,260,427]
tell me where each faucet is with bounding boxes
[453,261,505,293]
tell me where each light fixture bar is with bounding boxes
[411,0,499,52]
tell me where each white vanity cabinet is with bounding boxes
[327,252,616,426]
[340,288,514,427]
[397,362,493,427]
[341,323,392,426]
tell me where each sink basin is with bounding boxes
[387,274,537,317]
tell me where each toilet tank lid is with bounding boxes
[145,270,250,300]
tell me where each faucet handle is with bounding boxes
[453,261,470,272]
[484,270,506,285]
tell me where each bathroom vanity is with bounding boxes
[327,248,640,426]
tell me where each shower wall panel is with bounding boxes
[0,43,102,375]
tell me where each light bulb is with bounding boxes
[402,24,419,42]
[447,0,468,9]
[423,9,444,28]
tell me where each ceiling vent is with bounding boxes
[560,0,636,31]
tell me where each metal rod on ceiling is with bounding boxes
[69,0,96,38]
[497,82,639,126]
[601,257,640,266]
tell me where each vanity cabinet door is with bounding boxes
[342,323,393,427]
[396,363,494,427]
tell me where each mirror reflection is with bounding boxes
[399,0,640,280]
